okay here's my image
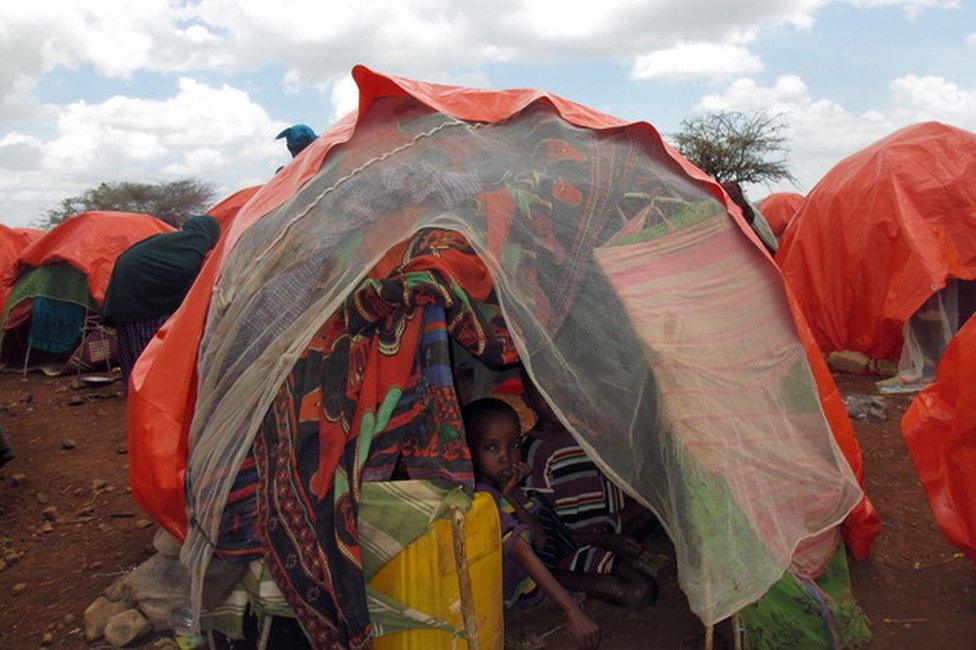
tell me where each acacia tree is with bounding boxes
[41,178,216,228]
[672,110,795,186]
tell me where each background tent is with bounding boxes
[777,122,976,362]
[1,212,172,362]
[16,211,174,306]
[129,66,877,628]
[0,225,43,315]
[758,192,804,239]
[902,315,976,561]
[207,186,261,229]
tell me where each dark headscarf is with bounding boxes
[276,124,317,157]
[101,215,220,325]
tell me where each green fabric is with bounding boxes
[612,199,719,246]
[101,215,219,325]
[738,545,872,649]
[201,480,473,641]
[1,263,95,328]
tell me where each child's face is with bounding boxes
[471,414,522,488]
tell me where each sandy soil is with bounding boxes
[0,371,973,648]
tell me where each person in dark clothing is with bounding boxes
[102,215,221,387]
[276,124,317,158]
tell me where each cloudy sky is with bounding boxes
[1,0,974,227]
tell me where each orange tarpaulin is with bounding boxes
[207,186,261,229]
[758,192,804,238]
[777,122,976,360]
[0,225,44,314]
[16,212,173,306]
[128,65,878,559]
[902,315,976,561]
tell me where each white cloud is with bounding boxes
[330,75,360,121]
[966,32,976,46]
[632,43,764,82]
[696,73,976,196]
[0,77,289,226]
[0,0,963,115]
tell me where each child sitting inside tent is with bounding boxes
[521,369,659,557]
[464,398,656,630]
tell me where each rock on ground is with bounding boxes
[103,609,152,648]
[84,596,128,641]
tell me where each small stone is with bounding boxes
[115,445,128,455]
[104,485,117,493]
[12,582,27,595]
[84,597,128,641]
[41,521,54,533]
[64,613,76,624]
[11,473,26,486]
[42,506,58,521]
[103,609,152,647]
[90,561,103,571]
[36,491,50,504]
[134,518,153,529]
[68,395,85,406]
[61,438,76,450]
[41,632,53,645]
[92,478,108,491]
[74,487,85,496]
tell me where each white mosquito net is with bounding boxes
[181,96,862,625]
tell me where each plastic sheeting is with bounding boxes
[17,212,173,307]
[777,122,976,360]
[129,67,876,627]
[757,192,804,238]
[206,186,261,229]
[902,315,976,561]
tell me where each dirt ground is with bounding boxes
[0,371,973,648]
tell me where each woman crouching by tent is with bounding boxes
[102,215,221,387]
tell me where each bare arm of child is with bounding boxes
[511,536,600,649]
[570,532,643,559]
[501,462,548,551]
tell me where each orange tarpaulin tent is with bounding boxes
[777,122,976,360]
[16,212,174,307]
[207,186,261,229]
[127,65,878,566]
[0,225,44,313]
[902,315,976,561]
[758,192,804,238]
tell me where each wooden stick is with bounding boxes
[451,508,480,650]
[705,624,714,650]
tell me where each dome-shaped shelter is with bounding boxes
[0,212,172,367]
[777,123,976,376]
[758,191,804,238]
[128,67,877,645]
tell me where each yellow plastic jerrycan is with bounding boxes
[369,491,504,650]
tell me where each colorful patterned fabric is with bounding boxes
[204,480,476,642]
[738,545,871,649]
[523,428,627,534]
[216,229,518,648]
[116,315,169,384]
